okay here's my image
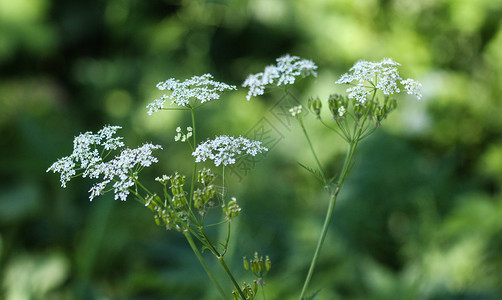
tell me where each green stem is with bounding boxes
[298,118,328,185]
[184,231,228,300]
[299,92,378,299]
[199,229,247,300]
[218,256,247,300]
[298,141,357,299]
[189,107,198,208]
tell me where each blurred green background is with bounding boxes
[1,0,502,299]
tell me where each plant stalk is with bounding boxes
[299,92,377,299]
[298,142,356,299]
[218,256,247,300]
[184,231,229,300]
[199,229,247,300]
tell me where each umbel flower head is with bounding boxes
[192,135,268,166]
[147,74,237,114]
[47,125,162,201]
[243,54,318,100]
[335,58,422,103]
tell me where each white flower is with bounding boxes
[336,58,422,102]
[147,74,237,114]
[243,54,318,100]
[87,143,162,201]
[97,125,124,150]
[47,156,76,188]
[47,125,162,201]
[338,106,346,117]
[192,135,268,166]
[174,127,192,143]
[47,125,122,187]
[401,78,422,99]
[289,105,303,117]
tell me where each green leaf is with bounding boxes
[297,161,323,182]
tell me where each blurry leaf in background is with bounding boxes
[2,252,69,300]
[0,0,57,63]
[0,183,41,225]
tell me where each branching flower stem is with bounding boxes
[184,231,229,300]
[298,90,377,299]
[188,106,197,209]
[199,229,248,300]
[298,118,328,185]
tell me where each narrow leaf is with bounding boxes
[297,161,323,182]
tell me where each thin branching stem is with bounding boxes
[189,107,198,209]
[184,231,229,300]
[298,117,328,185]
[200,229,247,300]
[299,90,378,299]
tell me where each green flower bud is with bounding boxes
[327,94,348,121]
[243,256,249,271]
[154,215,162,226]
[308,97,322,119]
[223,197,241,220]
[265,255,271,271]
[198,168,215,185]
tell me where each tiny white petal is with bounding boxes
[243,54,318,100]
[192,135,268,166]
[147,74,237,113]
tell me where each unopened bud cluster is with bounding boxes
[243,252,271,280]
[309,93,398,127]
[308,97,322,119]
[174,126,193,142]
[236,252,271,299]
[169,173,188,209]
[289,105,303,117]
[150,168,242,230]
[193,168,217,215]
[148,173,190,231]
[233,282,258,300]
[222,197,241,221]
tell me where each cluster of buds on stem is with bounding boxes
[169,173,188,209]
[222,197,241,221]
[309,93,399,127]
[174,126,193,142]
[243,252,271,282]
[145,192,186,232]
[193,168,217,215]
[374,96,397,126]
[308,97,322,119]
[147,174,190,232]
[235,252,271,300]
[233,282,258,300]
[327,94,349,120]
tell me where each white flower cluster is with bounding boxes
[242,54,318,100]
[87,143,162,201]
[147,74,237,114]
[192,135,268,166]
[335,58,422,103]
[400,78,423,99]
[47,125,162,201]
[174,126,193,142]
[338,106,346,117]
[289,105,303,117]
